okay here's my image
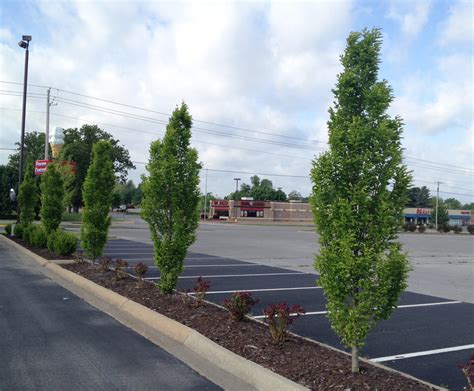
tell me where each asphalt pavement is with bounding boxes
[99,238,474,390]
[0,243,221,391]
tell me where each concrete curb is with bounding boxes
[0,234,306,391]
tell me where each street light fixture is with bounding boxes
[16,34,31,223]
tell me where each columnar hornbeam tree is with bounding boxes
[141,102,201,294]
[310,28,411,373]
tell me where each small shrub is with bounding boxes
[223,291,259,321]
[5,223,12,235]
[458,355,474,390]
[263,303,305,342]
[194,277,211,306]
[453,225,462,234]
[407,223,417,232]
[98,256,112,272]
[47,230,77,256]
[134,262,149,285]
[417,225,426,233]
[30,225,47,248]
[468,225,474,235]
[14,223,24,238]
[23,225,34,244]
[114,259,128,280]
[440,224,451,233]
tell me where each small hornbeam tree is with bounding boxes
[310,28,411,373]
[81,141,115,260]
[40,163,65,233]
[18,162,37,226]
[141,102,201,294]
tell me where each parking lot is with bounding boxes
[101,229,474,390]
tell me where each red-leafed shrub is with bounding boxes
[223,291,259,321]
[194,277,211,306]
[114,259,128,280]
[458,355,474,390]
[263,303,305,342]
[134,262,149,286]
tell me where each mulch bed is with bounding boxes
[6,236,75,260]
[62,261,434,390]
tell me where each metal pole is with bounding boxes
[16,43,29,223]
[45,87,50,160]
[233,177,240,221]
[203,168,208,220]
[435,181,442,230]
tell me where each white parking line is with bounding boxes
[129,264,259,269]
[251,301,463,319]
[189,286,322,295]
[144,272,305,280]
[371,344,474,363]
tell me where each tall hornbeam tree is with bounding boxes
[310,28,411,373]
[81,141,115,259]
[141,102,201,294]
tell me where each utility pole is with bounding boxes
[45,88,51,160]
[435,181,443,230]
[203,168,208,220]
[233,177,240,221]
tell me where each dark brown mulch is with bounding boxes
[5,235,76,260]
[63,262,434,390]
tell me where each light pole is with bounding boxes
[234,177,240,221]
[16,34,32,223]
[435,181,443,230]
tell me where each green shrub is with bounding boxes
[31,225,48,248]
[453,225,462,234]
[47,230,77,256]
[14,223,24,238]
[5,223,12,235]
[23,225,34,244]
[468,225,474,235]
[440,224,451,233]
[417,225,426,233]
[407,223,417,232]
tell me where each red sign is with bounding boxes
[416,208,430,215]
[35,160,77,176]
[35,160,51,175]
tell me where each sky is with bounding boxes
[0,0,473,203]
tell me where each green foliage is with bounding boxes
[417,225,426,233]
[444,197,462,210]
[310,28,411,372]
[47,230,77,256]
[61,124,135,211]
[0,165,16,216]
[5,223,12,235]
[80,141,116,260]
[141,102,202,294]
[468,225,474,234]
[18,162,37,226]
[24,224,48,248]
[433,198,449,227]
[40,163,64,233]
[14,223,24,238]
[229,175,287,201]
[405,186,432,208]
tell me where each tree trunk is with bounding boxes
[351,345,359,373]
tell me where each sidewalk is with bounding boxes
[0,242,221,391]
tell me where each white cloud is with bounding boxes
[439,0,474,46]
[388,0,431,38]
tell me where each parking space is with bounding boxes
[101,238,474,389]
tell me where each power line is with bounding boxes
[3,80,473,173]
